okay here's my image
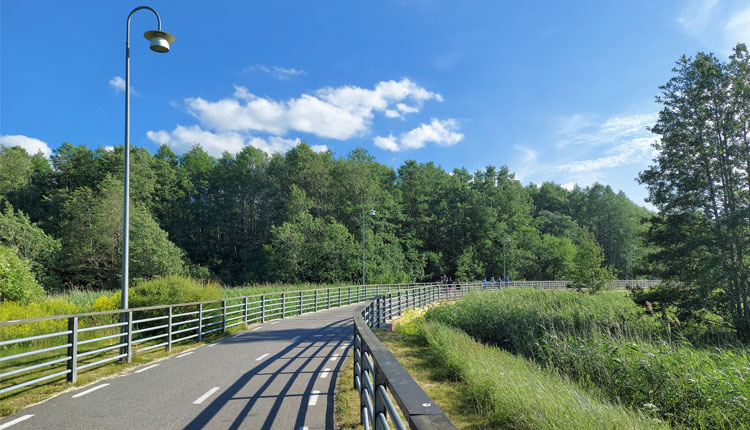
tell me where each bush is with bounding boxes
[0,245,44,304]
[130,276,221,307]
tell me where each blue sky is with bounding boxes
[2,0,750,208]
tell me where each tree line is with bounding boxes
[0,140,653,295]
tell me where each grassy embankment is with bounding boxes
[421,289,750,430]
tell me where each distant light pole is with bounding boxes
[503,237,510,282]
[362,207,375,286]
[121,6,175,311]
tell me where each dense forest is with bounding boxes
[0,141,653,293]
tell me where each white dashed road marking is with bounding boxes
[193,387,220,405]
[0,415,33,429]
[320,368,331,379]
[176,352,194,358]
[330,354,340,362]
[251,327,262,331]
[291,335,300,340]
[308,390,320,406]
[134,364,159,373]
[72,383,109,398]
[255,353,270,361]
[232,333,242,338]
[270,321,279,325]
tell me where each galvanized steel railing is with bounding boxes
[0,282,434,396]
[351,279,660,429]
[0,279,658,400]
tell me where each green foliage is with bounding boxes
[422,321,666,430]
[569,230,614,292]
[129,276,221,307]
[426,289,750,429]
[0,245,45,303]
[57,177,185,290]
[0,202,61,291]
[638,44,750,339]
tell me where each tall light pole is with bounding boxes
[362,207,375,285]
[503,237,510,282]
[122,6,175,312]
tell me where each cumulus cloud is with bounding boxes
[0,134,52,158]
[148,78,448,156]
[246,65,307,80]
[146,125,304,157]
[373,119,464,151]
[109,76,125,93]
[183,78,442,140]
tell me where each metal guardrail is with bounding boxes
[0,279,659,401]
[351,279,661,429]
[0,282,436,396]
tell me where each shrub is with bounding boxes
[130,276,221,307]
[0,245,44,304]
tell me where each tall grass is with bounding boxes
[425,289,750,430]
[421,321,667,430]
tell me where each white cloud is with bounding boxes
[373,119,464,151]
[109,76,125,93]
[104,146,114,152]
[146,125,305,157]
[183,79,443,140]
[146,125,246,156]
[246,65,307,80]
[374,135,400,151]
[561,182,576,191]
[310,144,329,153]
[557,136,658,173]
[677,1,750,55]
[0,134,52,158]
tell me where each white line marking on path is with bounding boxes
[340,344,348,350]
[232,333,242,338]
[298,427,309,430]
[330,354,340,362]
[270,321,279,325]
[72,383,109,398]
[308,390,320,406]
[207,342,221,348]
[176,352,194,358]
[320,368,331,379]
[255,353,270,361]
[193,387,220,405]
[252,327,262,331]
[291,335,300,340]
[135,364,159,373]
[0,415,33,429]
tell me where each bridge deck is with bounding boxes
[0,305,356,430]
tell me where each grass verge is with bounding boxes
[422,321,668,430]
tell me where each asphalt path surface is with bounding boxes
[0,304,357,430]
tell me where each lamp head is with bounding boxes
[144,30,175,53]
[369,209,376,216]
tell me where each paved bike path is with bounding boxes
[0,304,357,430]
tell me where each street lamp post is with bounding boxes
[362,207,375,286]
[122,6,175,313]
[503,237,510,283]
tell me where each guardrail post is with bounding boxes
[67,316,78,383]
[315,290,318,312]
[299,291,303,315]
[197,303,203,341]
[243,297,249,323]
[327,288,331,309]
[166,306,173,352]
[348,287,352,304]
[126,310,133,363]
[374,367,387,430]
[338,288,342,307]
[261,295,266,322]
[221,300,227,333]
[282,293,286,318]
[397,291,402,316]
